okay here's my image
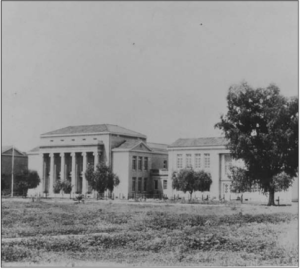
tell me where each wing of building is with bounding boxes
[166,137,294,203]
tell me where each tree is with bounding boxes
[85,162,120,197]
[15,169,40,197]
[172,168,212,199]
[215,82,298,205]
[228,166,254,193]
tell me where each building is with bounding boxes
[165,137,293,203]
[27,124,168,198]
[1,146,28,194]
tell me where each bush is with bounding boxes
[61,180,72,194]
[53,180,62,194]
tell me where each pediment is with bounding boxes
[131,143,151,152]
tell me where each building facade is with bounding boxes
[2,146,28,194]
[165,137,293,203]
[27,124,168,198]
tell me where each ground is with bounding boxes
[1,198,299,267]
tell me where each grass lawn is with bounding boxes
[1,198,298,267]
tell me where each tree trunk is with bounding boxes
[268,188,275,206]
[189,191,193,201]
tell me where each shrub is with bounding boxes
[61,180,72,194]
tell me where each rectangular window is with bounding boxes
[163,160,168,169]
[143,178,147,191]
[225,155,232,175]
[204,154,210,168]
[186,154,192,168]
[132,156,137,170]
[163,180,167,190]
[132,177,136,191]
[138,157,143,170]
[144,157,148,170]
[177,154,183,169]
[138,177,142,192]
[154,179,158,190]
[195,154,201,168]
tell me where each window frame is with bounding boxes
[163,180,167,190]
[186,154,192,168]
[132,156,137,170]
[177,154,183,169]
[204,153,210,168]
[132,177,136,192]
[195,153,201,169]
[138,156,143,170]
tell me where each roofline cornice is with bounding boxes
[168,145,228,151]
[40,131,147,139]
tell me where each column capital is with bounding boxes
[60,152,65,157]
[93,151,97,156]
[71,152,76,157]
[49,152,54,157]
[81,152,87,157]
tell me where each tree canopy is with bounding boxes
[215,82,298,205]
[172,168,212,198]
[15,169,40,197]
[85,162,120,196]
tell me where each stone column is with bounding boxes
[60,153,65,182]
[93,151,99,169]
[71,152,76,196]
[42,154,46,194]
[49,153,54,196]
[82,152,87,194]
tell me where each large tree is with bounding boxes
[215,82,298,205]
[15,169,40,197]
[85,162,120,197]
[172,168,212,199]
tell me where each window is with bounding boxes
[132,177,136,191]
[195,154,201,168]
[204,154,210,168]
[163,160,168,169]
[163,180,167,190]
[132,156,137,170]
[177,154,183,169]
[144,157,148,170]
[138,157,143,170]
[225,155,232,175]
[154,179,158,190]
[186,154,192,168]
[143,178,147,191]
[138,178,142,192]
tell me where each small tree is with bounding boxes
[85,163,94,193]
[172,168,212,199]
[85,162,120,198]
[15,169,40,197]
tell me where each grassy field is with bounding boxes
[1,198,298,267]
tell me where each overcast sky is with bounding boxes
[2,1,298,152]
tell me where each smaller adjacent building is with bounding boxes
[164,137,293,203]
[1,146,28,194]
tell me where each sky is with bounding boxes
[2,1,298,152]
